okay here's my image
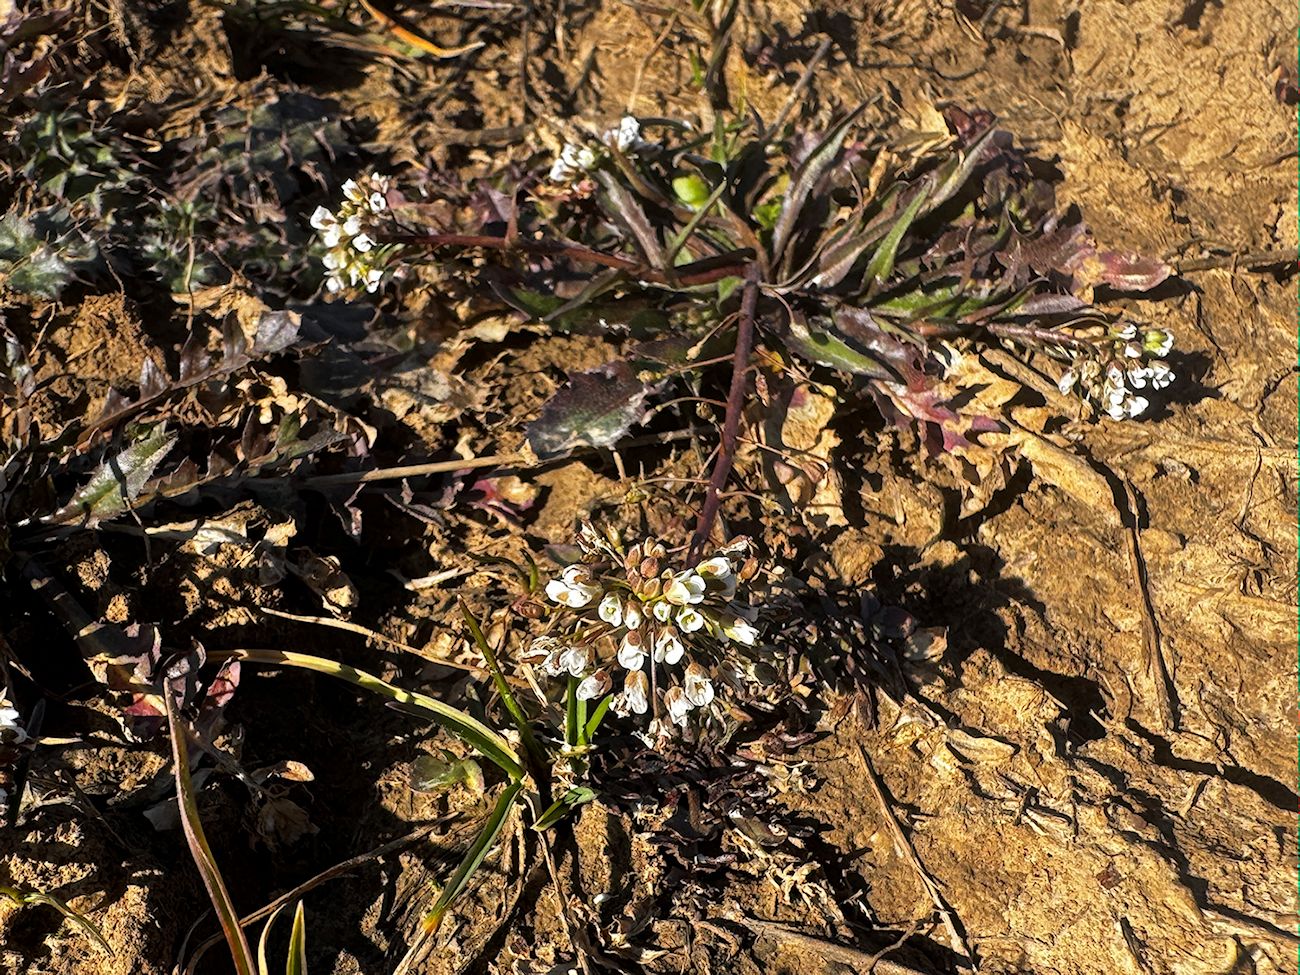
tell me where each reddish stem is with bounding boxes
[379,231,752,288]
[690,266,760,560]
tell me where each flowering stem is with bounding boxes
[379,231,753,288]
[690,266,760,561]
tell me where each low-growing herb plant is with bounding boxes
[311,105,1178,544]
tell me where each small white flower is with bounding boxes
[1116,323,1138,340]
[577,669,612,701]
[326,274,344,293]
[1147,362,1174,390]
[310,206,335,230]
[664,572,706,606]
[1123,342,1143,358]
[351,233,374,253]
[1105,363,1125,388]
[675,607,705,633]
[341,178,363,202]
[1126,394,1149,418]
[721,616,759,646]
[1144,329,1174,357]
[623,671,649,715]
[364,268,384,293]
[1127,367,1151,389]
[603,116,641,152]
[598,593,623,626]
[1057,368,1078,395]
[664,686,691,726]
[323,249,344,270]
[654,629,684,665]
[695,557,732,579]
[343,214,363,236]
[559,645,590,677]
[651,601,673,622]
[683,662,715,708]
[623,601,643,630]
[617,632,646,671]
[368,191,387,212]
[321,225,342,248]
[541,649,568,677]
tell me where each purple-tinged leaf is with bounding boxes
[527,360,651,458]
[138,357,168,400]
[1089,251,1173,292]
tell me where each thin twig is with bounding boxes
[690,266,759,559]
[855,739,976,969]
[1120,480,1177,731]
[304,453,520,486]
[722,910,933,975]
[767,38,833,136]
[537,828,593,975]
[1172,249,1295,273]
[380,231,753,288]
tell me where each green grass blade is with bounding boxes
[458,603,547,778]
[286,902,308,975]
[0,885,113,956]
[582,696,612,744]
[165,685,257,975]
[256,902,287,975]
[211,649,523,780]
[422,779,523,935]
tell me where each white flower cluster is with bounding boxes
[311,173,394,294]
[1058,324,1175,420]
[547,117,645,184]
[0,693,27,812]
[525,527,760,732]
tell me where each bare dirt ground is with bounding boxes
[0,1,1296,974]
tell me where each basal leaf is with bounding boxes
[526,361,651,459]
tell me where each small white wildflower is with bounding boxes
[651,601,673,622]
[1123,342,1143,358]
[351,233,374,253]
[368,191,387,212]
[364,268,384,293]
[695,556,732,579]
[1127,366,1152,389]
[623,601,643,630]
[1116,323,1139,340]
[675,607,706,633]
[654,629,685,665]
[1127,394,1149,418]
[577,669,612,701]
[683,662,715,708]
[1057,368,1078,395]
[309,206,334,230]
[1144,329,1174,357]
[664,686,691,726]
[623,671,649,715]
[342,214,363,236]
[598,592,623,626]
[664,572,706,606]
[1147,362,1174,390]
[341,178,363,202]
[603,116,641,152]
[558,645,590,677]
[721,616,759,646]
[617,631,646,671]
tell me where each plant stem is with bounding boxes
[690,266,759,560]
[379,231,752,288]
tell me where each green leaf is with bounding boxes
[784,316,889,378]
[582,696,612,744]
[863,181,931,289]
[286,902,307,975]
[672,174,712,208]
[769,103,867,268]
[48,426,177,526]
[209,649,523,780]
[422,780,523,935]
[531,787,597,831]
